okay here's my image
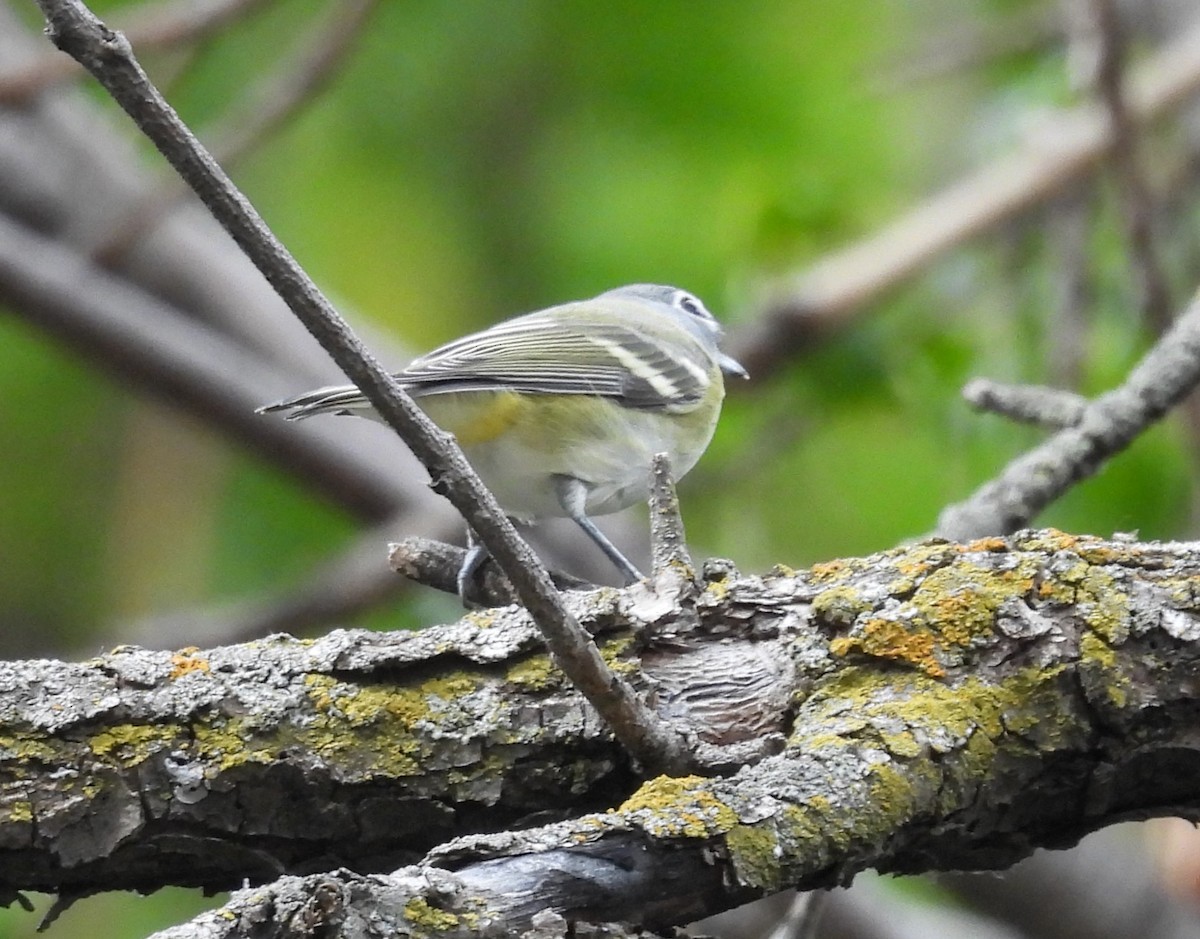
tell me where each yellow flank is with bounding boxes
[421,391,531,446]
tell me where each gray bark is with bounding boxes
[1,531,1199,935]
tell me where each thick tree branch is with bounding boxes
[117,529,1200,936]
[33,0,688,774]
[4,530,1200,936]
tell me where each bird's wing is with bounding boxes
[402,306,713,411]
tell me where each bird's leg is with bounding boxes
[456,527,490,606]
[552,475,643,585]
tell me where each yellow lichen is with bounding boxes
[891,540,957,579]
[830,618,945,678]
[964,536,1009,553]
[0,733,57,762]
[598,635,639,676]
[7,800,32,823]
[811,585,872,627]
[704,577,731,602]
[799,664,1070,757]
[169,649,210,679]
[913,558,1035,647]
[1074,568,1129,642]
[726,824,781,890]
[1080,631,1117,668]
[89,724,183,766]
[809,559,852,582]
[183,668,495,782]
[1079,632,1128,708]
[192,719,269,772]
[464,610,497,629]
[1015,529,1078,554]
[403,897,460,931]
[619,775,738,839]
[504,653,560,691]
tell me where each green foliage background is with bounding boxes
[0,0,1195,934]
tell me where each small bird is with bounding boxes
[259,284,747,597]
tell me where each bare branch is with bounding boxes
[962,378,1089,429]
[387,537,593,604]
[938,288,1200,539]
[32,0,690,775]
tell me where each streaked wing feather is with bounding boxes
[402,312,709,410]
[267,303,715,419]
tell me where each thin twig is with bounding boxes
[962,378,1089,429]
[731,14,1200,380]
[647,453,692,578]
[33,0,691,775]
[938,288,1200,539]
[388,537,593,605]
[95,0,381,263]
[0,0,270,104]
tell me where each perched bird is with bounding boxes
[259,284,747,597]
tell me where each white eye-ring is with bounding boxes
[674,291,709,318]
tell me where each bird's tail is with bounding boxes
[256,384,374,421]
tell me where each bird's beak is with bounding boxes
[719,353,749,380]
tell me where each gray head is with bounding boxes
[598,283,748,379]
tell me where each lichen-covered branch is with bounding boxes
[5,530,1200,933]
[146,531,1200,936]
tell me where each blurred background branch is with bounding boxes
[732,5,1200,376]
[0,0,271,104]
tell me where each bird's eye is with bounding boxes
[675,292,707,318]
